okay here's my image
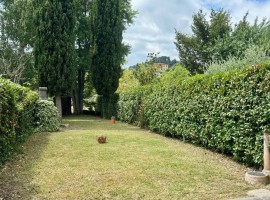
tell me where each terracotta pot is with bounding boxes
[111,116,115,124]
[97,135,106,144]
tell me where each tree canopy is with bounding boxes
[175,9,231,74]
[33,0,77,116]
[175,9,270,74]
[0,0,35,85]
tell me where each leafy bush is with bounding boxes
[206,45,270,74]
[160,64,191,83]
[0,78,38,166]
[118,85,152,126]
[118,62,270,166]
[34,100,60,132]
[117,69,139,93]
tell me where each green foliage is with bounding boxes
[211,13,270,62]
[160,64,191,83]
[72,0,92,115]
[0,78,38,166]
[118,85,151,126]
[84,95,101,114]
[99,94,119,119]
[118,62,270,166]
[33,0,76,96]
[131,53,164,86]
[117,69,139,93]
[0,0,37,86]
[91,0,124,96]
[206,45,270,74]
[136,63,159,85]
[90,0,135,118]
[175,9,231,74]
[175,10,270,74]
[34,100,60,132]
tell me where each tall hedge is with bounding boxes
[0,78,38,166]
[118,63,270,166]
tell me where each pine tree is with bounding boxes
[33,0,76,117]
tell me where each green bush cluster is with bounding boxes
[206,45,270,74]
[0,78,60,166]
[118,85,151,126]
[118,62,270,166]
[34,100,60,132]
[0,78,38,165]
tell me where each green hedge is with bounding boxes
[34,100,60,132]
[117,63,270,166]
[0,78,38,165]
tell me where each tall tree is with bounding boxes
[175,9,231,74]
[210,13,270,63]
[33,0,76,117]
[72,0,92,115]
[0,0,36,85]
[91,0,135,118]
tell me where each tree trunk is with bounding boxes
[72,90,79,115]
[55,94,62,118]
[72,69,85,115]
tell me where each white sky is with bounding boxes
[123,0,270,67]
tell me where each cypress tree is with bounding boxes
[91,0,122,96]
[91,0,135,118]
[33,0,76,117]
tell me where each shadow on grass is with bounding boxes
[62,115,142,132]
[0,132,51,200]
[0,116,141,199]
[0,115,255,199]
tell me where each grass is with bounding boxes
[0,115,265,199]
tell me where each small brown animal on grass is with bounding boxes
[97,135,107,144]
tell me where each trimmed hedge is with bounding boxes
[117,63,270,166]
[0,78,38,165]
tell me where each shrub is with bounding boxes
[117,69,139,93]
[118,62,270,166]
[160,64,191,83]
[118,85,151,126]
[34,100,60,132]
[0,78,38,166]
[206,45,270,74]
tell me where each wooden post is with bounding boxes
[263,131,270,174]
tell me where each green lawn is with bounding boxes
[0,115,265,199]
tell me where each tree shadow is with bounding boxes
[62,115,143,132]
[0,132,51,200]
[0,115,144,199]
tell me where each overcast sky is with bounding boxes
[123,0,270,67]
